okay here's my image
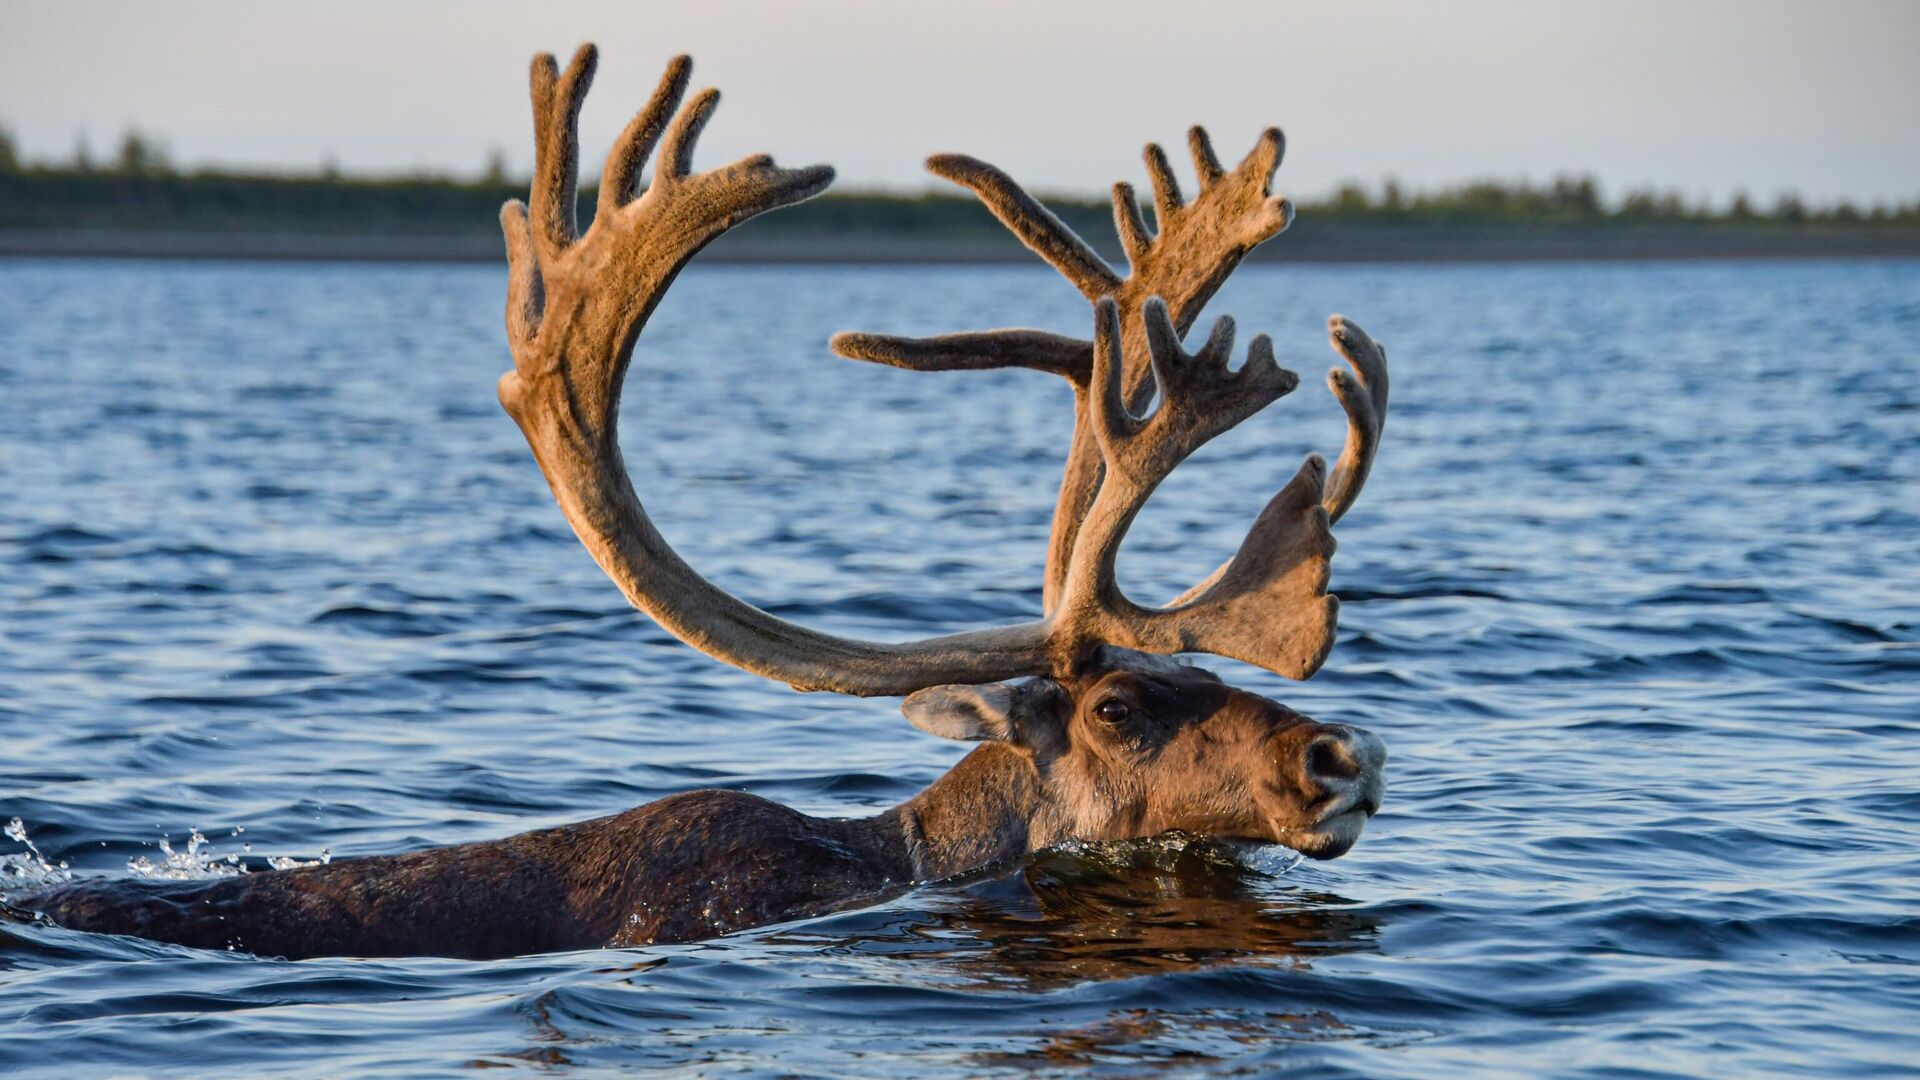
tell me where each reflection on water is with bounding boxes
[766,837,1392,1071]
[1,258,1916,1077]
[887,837,1378,990]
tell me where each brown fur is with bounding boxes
[21,653,1382,960]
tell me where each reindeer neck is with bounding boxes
[875,742,1049,881]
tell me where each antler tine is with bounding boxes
[1322,315,1390,523]
[1142,142,1184,227]
[529,44,597,265]
[830,328,1091,382]
[658,85,721,184]
[1088,299,1142,450]
[926,154,1121,301]
[1112,181,1151,269]
[500,201,542,348]
[597,54,692,218]
[1196,310,1237,367]
[1241,127,1286,187]
[1189,126,1225,190]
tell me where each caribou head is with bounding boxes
[18,44,1393,959]
[903,648,1387,864]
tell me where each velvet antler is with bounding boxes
[833,127,1298,611]
[501,47,1390,694]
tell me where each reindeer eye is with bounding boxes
[1094,699,1130,724]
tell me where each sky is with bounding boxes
[2,0,1917,207]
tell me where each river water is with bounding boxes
[1,257,1916,1076]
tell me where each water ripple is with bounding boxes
[1,258,1917,1077]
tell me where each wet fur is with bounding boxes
[23,792,915,960]
[18,661,1381,960]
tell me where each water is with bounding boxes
[1,256,1916,1077]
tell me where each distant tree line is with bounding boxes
[1317,173,1917,226]
[2,123,1915,233]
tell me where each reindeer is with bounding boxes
[13,45,1391,960]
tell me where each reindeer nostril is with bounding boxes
[1305,735,1361,784]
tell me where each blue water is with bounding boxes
[0,256,1916,1077]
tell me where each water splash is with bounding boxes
[125,829,245,880]
[265,850,332,871]
[118,826,333,880]
[5,816,337,887]
[1,817,71,889]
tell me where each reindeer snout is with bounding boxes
[1299,725,1387,816]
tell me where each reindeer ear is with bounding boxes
[903,684,1019,742]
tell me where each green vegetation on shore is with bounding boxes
[3,126,1915,262]
[8,125,1917,232]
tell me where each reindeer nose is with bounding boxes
[1300,725,1388,813]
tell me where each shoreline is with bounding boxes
[4,224,1918,264]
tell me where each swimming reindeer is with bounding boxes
[18,45,1391,960]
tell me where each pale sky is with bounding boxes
[2,0,1916,207]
